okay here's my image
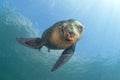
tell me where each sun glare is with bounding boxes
[98,0,120,18]
[102,0,120,11]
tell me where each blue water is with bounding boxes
[0,0,120,80]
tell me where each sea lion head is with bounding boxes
[60,19,83,43]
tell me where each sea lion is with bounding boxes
[16,19,84,72]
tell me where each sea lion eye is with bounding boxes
[78,26,82,32]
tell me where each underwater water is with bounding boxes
[0,0,120,80]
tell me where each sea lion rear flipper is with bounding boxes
[16,38,45,49]
[51,43,76,72]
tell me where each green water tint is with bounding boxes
[1,0,120,80]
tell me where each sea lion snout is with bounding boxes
[66,31,79,42]
[61,21,83,42]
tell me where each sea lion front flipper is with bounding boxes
[51,43,76,72]
[16,38,45,49]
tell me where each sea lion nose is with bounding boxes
[69,32,75,37]
[69,32,73,35]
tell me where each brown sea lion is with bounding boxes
[16,19,84,72]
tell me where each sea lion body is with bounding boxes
[42,20,83,49]
[16,19,84,71]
